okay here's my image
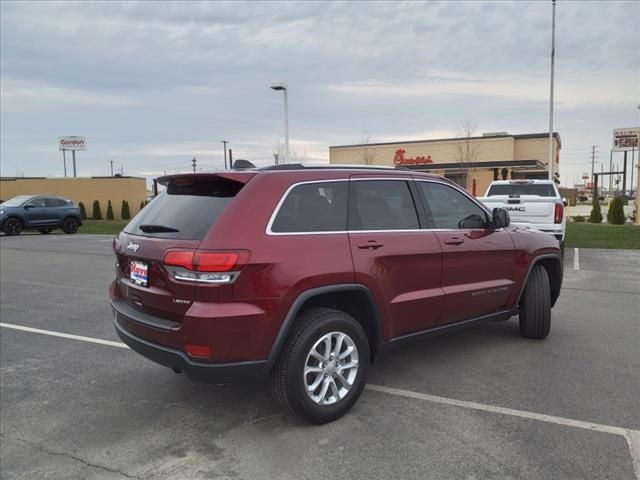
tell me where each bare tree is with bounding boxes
[273,142,299,165]
[360,130,376,165]
[454,119,481,189]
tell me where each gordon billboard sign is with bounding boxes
[58,136,87,151]
[612,128,639,152]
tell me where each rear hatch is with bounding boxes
[481,182,557,222]
[114,173,254,321]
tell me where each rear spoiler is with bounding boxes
[153,171,258,196]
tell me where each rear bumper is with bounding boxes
[112,307,267,384]
[512,222,565,242]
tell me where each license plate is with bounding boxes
[129,260,149,287]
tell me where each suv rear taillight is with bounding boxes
[163,249,250,284]
[554,202,564,224]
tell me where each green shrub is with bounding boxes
[106,200,114,220]
[608,197,626,225]
[78,202,87,220]
[91,200,103,220]
[139,201,145,211]
[573,215,586,223]
[589,198,602,223]
[121,200,130,220]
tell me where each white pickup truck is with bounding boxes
[478,180,566,250]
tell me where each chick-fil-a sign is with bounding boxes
[393,148,433,166]
[58,136,87,151]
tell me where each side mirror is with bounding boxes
[492,208,510,229]
[562,197,568,207]
[24,204,33,210]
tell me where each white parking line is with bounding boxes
[1,322,638,479]
[0,323,129,349]
[366,384,639,480]
[574,247,580,270]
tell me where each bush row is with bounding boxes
[581,196,627,224]
[78,200,135,220]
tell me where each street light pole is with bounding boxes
[270,82,289,163]
[547,0,556,182]
[221,140,229,170]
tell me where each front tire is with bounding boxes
[269,308,370,424]
[62,217,79,234]
[519,265,551,339]
[3,217,23,236]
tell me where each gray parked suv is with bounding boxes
[0,195,82,236]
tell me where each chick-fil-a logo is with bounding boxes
[393,149,433,166]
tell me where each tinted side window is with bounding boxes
[349,180,419,231]
[419,182,488,229]
[45,198,66,207]
[26,198,46,208]
[271,182,348,233]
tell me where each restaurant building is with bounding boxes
[329,132,561,195]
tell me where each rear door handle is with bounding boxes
[357,241,384,250]
[444,237,464,245]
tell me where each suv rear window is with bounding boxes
[487,184,556,197]
[124,178,243,240]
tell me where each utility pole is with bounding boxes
[221,140,229,169]
[590,146,598,189]
[229,148,233,168]
[192,156,197,173]
[109,160,114,177]
[622,151,628,196]
[547,0,556,181]
[119,165,124,176]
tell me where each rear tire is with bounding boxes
[269,308,370,424]
[519,265,551,339]
[62,217,79,234]
[2,217,22,236]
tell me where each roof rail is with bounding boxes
[260,163,305,170]
[259,163,402,171]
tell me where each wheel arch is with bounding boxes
[516,254,563,308]
[62,215,82,230]
[1,215,24,230]
[266,284,382,371]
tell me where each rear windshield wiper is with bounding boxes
[138,224,180,233]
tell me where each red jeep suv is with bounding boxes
[111,165,562,423]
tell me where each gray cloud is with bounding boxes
[1,0,639,185]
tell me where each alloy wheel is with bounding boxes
[303,331,359,406]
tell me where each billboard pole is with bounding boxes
[62,149,67,177]
[72,150,77,177]
[631,146,635,198]
[547,0,556,181]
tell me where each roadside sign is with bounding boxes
[612,128,639,152]
[58,136,87,151]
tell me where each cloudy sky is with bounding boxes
[1,0,638,187]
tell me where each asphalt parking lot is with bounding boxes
[1,235,639,480]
